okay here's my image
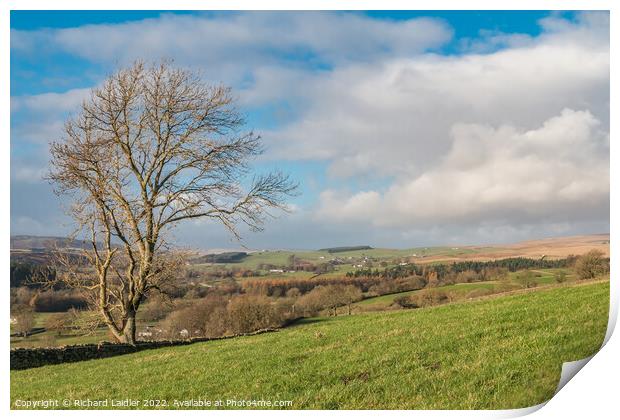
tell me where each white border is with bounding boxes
[2,1,616,419]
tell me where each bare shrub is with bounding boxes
[296,284,362,316]
[338,285,363,315]
[11,287,35,307]
[418,290,450,307]
[203,306,230,338]
[455,270,478,284]
[45,312,72,336]
[575,250,609,280]
[555,270,568,284]
[394,290,450,309]
[140,293,174,322]
[367,276,427,297]
[227,295,282,334]
[516,270,537,288]
[393,295,420,309]
[67,308,106,336]
[296,288,325,316]
[158,295,229,339]
[285,287,301,298]
[12,305,35,337]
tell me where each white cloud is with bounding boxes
[9,11,609,246]
[316,109,609,228]
[11,87,89,113]
[9,12,452,147]
[11,12,451,86]
[11,164,47,183]
[240,12,610,235]
[263,21,609,178]
[11,88,90,145]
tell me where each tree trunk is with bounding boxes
[120,313,137,345]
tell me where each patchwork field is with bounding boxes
[11,280,609,410]
[185,234,610,280]
[408,234,610,264]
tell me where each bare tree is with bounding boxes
[12,305,35,337]
[45,312,71,336]
[517,270,537,289]
[574,249,610,280]
[48,60,297,344]
[340,285,363,315]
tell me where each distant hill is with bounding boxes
[190,251,249,264]
[10,235,92,265]
[10,235,90,250]
[318,246,373,253]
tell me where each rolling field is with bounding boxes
[185,234,609,283]
[11,312,147,349]
[11,325,110,349]
[354,268,576,312]
[194,234,609,267]
[11,280,609,409]
[230,247,479,268]
[356,280,518,309]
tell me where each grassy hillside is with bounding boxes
[356,280,517,309]
[191,246,493,271]
[355,268,576,312]
[11,281,609,409]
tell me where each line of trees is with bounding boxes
[154,283,368,340]
[346,256,578,281]
[155,294,292,339]
[296,284,363,316]
[10,262,56,288]
[242,274,428,297]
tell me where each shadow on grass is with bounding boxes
[285,317,328,327]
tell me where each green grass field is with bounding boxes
[11,327,111,349]
[355,268,575,312]
[11,280,609,409]
[357,280,516,308]
[11,312,113,349]
[511,268,577,285]
[191,245,499,274]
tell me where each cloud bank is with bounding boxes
[10,11,609,248]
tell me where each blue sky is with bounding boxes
[10,11,609,250]
[10,10,568,96]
